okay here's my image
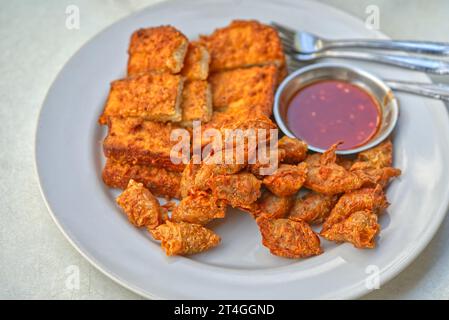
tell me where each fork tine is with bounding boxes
[280,37,296,52]
[271,22,296,38]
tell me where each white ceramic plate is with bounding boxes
[35,0,449,299]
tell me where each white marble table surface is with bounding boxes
[1,0,448,299]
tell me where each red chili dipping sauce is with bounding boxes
[286,80,381,150]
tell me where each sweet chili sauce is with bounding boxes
[286,80,381,150]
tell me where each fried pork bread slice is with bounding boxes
[209,65,278,116]
[199,20,286,73]
[181,42,210,81]
[102,159,181,199]
[99,73,184,124]
[179,80,212,127]
[127,25,188,75]
[103,117,188,172]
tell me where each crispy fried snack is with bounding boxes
[278,136,308,164]
[355,140,393,169]
[103,117,187,172]
[254,190,295,219]
[102,159,181,199]
[263,163,308,197]
[181,42,210,81]
[289,192,339,225]
[116,179,163,228]
[180,160,201,198]
[127,26,188,75]
[257,217,322,258]
[99,73,184,124]
[304,143,365,195]
[350,140,401,188]
[320,210,380,249]
[200,20,285,73]
[209,172,262,208]
[171,191,226,225]
[179,80,212,127]
[321,185,388,232]
[209,65,278,116]
[150,221,220,256]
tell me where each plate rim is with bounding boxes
[34,0,449,299]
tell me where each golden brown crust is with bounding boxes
[263,163,308,197]
[278,136,308,164]
[304,143,366,195]
[99,73,184,124]
[171,191,226,225]
[209,65,278,116]
[321,185,388,233]
[102,159,181,199]
[200,20,286,73]
[103,117,187,172]
[257,217,322,258]
[127,26,188,75]
[116,179,163,228]
[289,192,339,225]
[181,42,210,81]
[254,190,295,219]
[179,80,212,127]
[320,210,380,249]
[150,221,220,256]
[209,172,262,208]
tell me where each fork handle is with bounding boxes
[326,39,449,55]
[316,50,449,75]
[384,80,449,102]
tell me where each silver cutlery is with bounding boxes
[272,22,449,55]
[285,49,449,75]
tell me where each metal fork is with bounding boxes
[272,22,449,55]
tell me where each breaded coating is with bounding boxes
[321,185,388,233]
[254,190,295,219]
[336,156,355,170]
[209,172,262,208]
[99,73,184,124]
[352,166,401,188]
[103,117,187,172]
[180,161,201,198]
[102,159,181,199]
[278,136,308,164]
[304,143,365,195]
[355,140,393,169]
[116,179,163,228]
[194,160,246,192]
[127,26,188,75]
[257,217,322,259]
[171,191,226,225]
[248,147,285,178]
[181,42,210,81]
[150,221,220,256]
[209,65,278,116]
[350,140,401,188]
[179,80,212,127]
[263,163,308,197]
[289,192,338,225]
[320,210,380,249]
[200,20,285,72]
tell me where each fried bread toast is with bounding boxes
[102,159,182,199]
[181,42,210,81]
[200,20,285,73]
[103,117,188,172]
[99,72,184,124]
[127,26,188,75]
[179,80,212,127]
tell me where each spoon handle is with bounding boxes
[384,80,449,102]
[325,39,449,56]
[305,50,449,75]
